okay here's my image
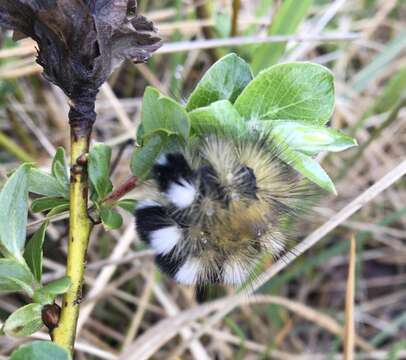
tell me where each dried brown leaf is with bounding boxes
[0,0,161,100]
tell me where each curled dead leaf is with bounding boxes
[0,0,161,103]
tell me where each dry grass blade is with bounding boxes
[344,234,357,359]
[100,83,134,132]
[158,32,361,54]
[121,293,374,360]
[122,268,155,349]
[152,284,211,360]
[287,0,348,61]
[249,296,372,352]
[118,298,229,360]
[77,225,136,332]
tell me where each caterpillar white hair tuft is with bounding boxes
[135,132,316,287]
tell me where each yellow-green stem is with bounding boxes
[53,127,92,352]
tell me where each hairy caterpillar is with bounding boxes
[134,130,314,287]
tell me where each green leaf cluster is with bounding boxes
[132,53,357,193]
[0,159,71,339]
[29,147,69,199]
[87,143,125,230]
[131,87,190,180]
[29,147,70,216]
[0,144,106,340]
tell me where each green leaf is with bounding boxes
[267,121,357,154]
[189,100,246,136]
[51,147,69,193]
[0,164,31,259]
[31,290,53,306]
[186,53,253,112]
[117,199,137,214]
[47,204,70,217]
[140,87,190,142]
[24,222,48,283]
[3,304,43,337]
[33,276,71,305]
[131,135,163,180]
[100,207,123,230]
[10,341,71,360]
[31,197,69,213]
[281,148,336,194]
[235,62,335,125]
[0,259,34,295]
[29,168,68,198]
[251,0,312,73]
[42,276,71,295]
[88,143,113,200]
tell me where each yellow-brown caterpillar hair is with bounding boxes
[135,131,314,287]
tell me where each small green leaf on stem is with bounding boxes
[117,199,137,214]
[29,168,68,198]
[42,276,71,295]
[88,143,113,201]
[186,53,253,111]
[33,276,71,305]
[31,197,69,213]
[47,204,70,217]
[131,135,163,180]
[0,259,34,295]
[3,303,43,337]
[52,147,69,194]
[24,222,48,283]
[0,163,31,259]
[140,87,190,142]
[10,341,71,360]
[100,207,123,230]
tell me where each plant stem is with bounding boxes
[53,95,96,353]
[103,175,138,206]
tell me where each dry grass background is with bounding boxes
[0,0,405,359]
